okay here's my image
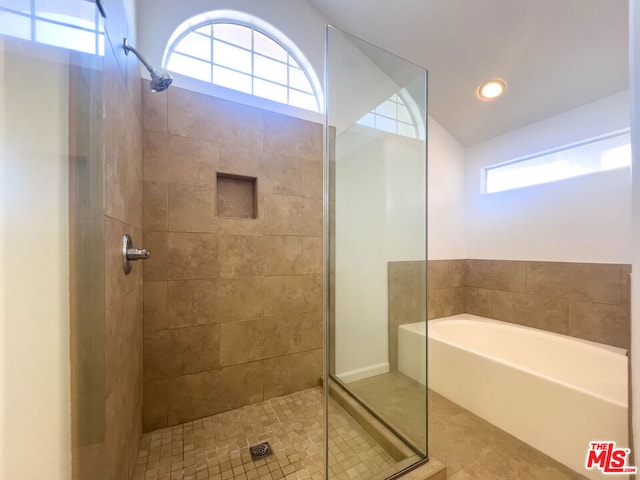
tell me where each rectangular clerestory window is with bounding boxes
[484,130,631,194]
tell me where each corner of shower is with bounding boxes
[324,25,432,480]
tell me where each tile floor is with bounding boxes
[349,372,589,480]
[136,373,590,480]
[134,387,398,480]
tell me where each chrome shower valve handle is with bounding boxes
[122,234,151,275]
[126,247,150,261]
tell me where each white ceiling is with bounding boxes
[308,0,629,146]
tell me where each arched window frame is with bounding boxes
[357,88,425,140]
[162,10,324,113]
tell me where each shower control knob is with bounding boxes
[122,234,151,275]
[126,248,150,260]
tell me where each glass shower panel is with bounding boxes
[68,50,106,480]
[0,2,105,477]
[326,27,428,479]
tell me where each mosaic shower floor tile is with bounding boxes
[134,387,397,480]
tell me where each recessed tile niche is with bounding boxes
[216,172,258,219]
[216,172,258,218]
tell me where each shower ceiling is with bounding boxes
[308,0,629,146]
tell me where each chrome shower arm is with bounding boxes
[123,38,173,93]
[123,38,155,74]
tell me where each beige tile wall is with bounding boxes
[465,259,631,349]
[81,1,145,478]
[141,85,323,431]
[388,260,465,370]
[388,259,631,369]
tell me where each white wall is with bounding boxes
[0,39,71,480]
[465,91,631,263]
[428,117,466,260]
[334,130,391,381]
[335,127,426,381]
[334,116,465,380]
[123,0,137,43]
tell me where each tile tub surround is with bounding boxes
[142,85,323,431]
[388,259,630,370]
[388,260,465,371]
[464,259,631,349]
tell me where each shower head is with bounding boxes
[149,70,173,93]
[123,38,173,93]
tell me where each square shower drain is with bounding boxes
[249,442,273,461]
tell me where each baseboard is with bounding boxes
[336,362,389,383]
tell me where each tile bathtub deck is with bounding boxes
[134,387,398,480]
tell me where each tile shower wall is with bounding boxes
[141,85,323,431]
[100,2,145,479]
[388,259,630,369]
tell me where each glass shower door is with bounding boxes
[325,26,428,479]
[0,2,106,478]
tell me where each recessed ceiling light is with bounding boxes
[477,78,507,101]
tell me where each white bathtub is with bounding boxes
[398,313,629,480]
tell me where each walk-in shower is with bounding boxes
[3,0,638,479]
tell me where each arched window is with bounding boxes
[357,91,421,139]
[164,12,322,112]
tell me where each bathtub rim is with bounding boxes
[427,313,626,356]
[400,313,628,408]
